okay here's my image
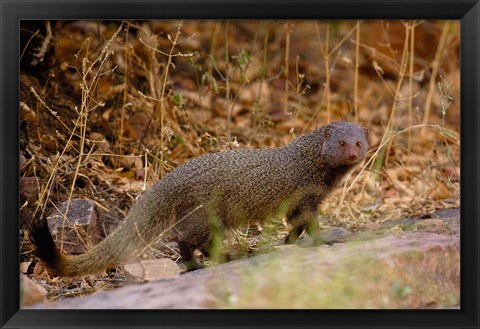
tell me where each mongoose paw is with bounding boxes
[179,259,206,272]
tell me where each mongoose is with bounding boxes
[30,121,369,276]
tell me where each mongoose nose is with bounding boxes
[348,153,358,161]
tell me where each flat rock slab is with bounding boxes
[29,208,460,309]
[124,259,182,284]
[20,274,47,307]
[47,198,104,254]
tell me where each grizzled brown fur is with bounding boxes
[30,121,369,276]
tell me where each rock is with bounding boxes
[20,274,47,307]
[296,227,352,247]
[47,199,104,254]
[20,261,32,274]
[124,259,182,284]
[319,227,352,244]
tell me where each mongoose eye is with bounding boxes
[356,142,362,148]
[340,141,346,147]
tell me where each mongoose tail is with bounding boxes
[29,216,135,277]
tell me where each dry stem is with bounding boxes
[423,21,451,125]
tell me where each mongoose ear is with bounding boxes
[362,127,369,140]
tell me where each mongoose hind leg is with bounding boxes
[176,226,212,271]
[284,223,308,244]
[178,240,207,271]
[174,204,214,271]
[284,194,322,245]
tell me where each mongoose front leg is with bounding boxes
[284,194,322,245]
[176,206,229,271]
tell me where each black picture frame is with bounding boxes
[1,0,479,328]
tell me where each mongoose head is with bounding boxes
[321,121,369,168]
[290,121,369,169]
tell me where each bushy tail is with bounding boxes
[29,216,135,277]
